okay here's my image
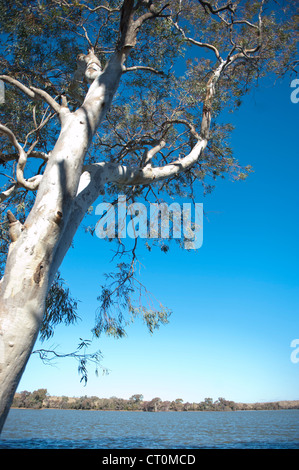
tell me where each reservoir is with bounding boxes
[0,408,298,449]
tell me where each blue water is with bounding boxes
[0,408,299,449]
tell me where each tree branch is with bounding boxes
[0,75,35,99]
[118,0,169,51]
[0,75,65,116]
[0,124,42,191]
[123,65,165,75]
[171,19,221,61]
[32,339,106,385]
[161,119,202,140]
[200,59,227,139]
[0,183,18,204]
[29,86,62,114]
[85,57,227,188]
[73,2,121,14]
[197,0,235,15]
[0,150,50,164]
[243,0,264,55]
[141,140,166,168]
[86,137,206,189]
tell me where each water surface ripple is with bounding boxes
[1,409,298,449]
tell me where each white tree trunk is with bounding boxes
[0,53,124,432]
[0,16,224,430]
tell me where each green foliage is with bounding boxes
[12,388,48,409]
[32,338,106,385]
[0,1,297,369]
[40,272,80,341]
[12,390,297,411]
[130,305,171,334]
[93,260,171,339]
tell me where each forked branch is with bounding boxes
[0,75,68,118]
[198,0,235,15]
[0,124,42,191]
[171,19,221,61]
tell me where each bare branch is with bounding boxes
[0,75,35,99]
[0,75,64,116]
[118,0,169,50]
[141,140,166,168]
[134,2,170,27]
[29,151,50,161]
[86,137,206,189]
[74,3,121,14]
[81,25,94,48]
[0,124,25,157]
[230,19,259,30]
[85,57,228,188]
[197,0,235,15]
[0,183,18,204]
[171,19,221,61]
[161,119,202,141]
[0,124,42,191]
[0,150,50,164]
[123,65,165,75]
[222,1,265,58]
[23,110,56,150]
[243,0,264,55]
[29,86,62,114]
[201,59,227,139]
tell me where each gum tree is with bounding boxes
[0,0,297,431]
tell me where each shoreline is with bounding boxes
[11,395,299,413]
[12,390,299,412]
[10,407,299,412]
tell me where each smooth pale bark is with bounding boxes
[0,31,225,433]
[0,52,124,432]
[0,0,145,427]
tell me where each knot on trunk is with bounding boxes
[7,210,23,242]
[53,210,63,225]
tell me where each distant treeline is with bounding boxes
[12,389,299,412]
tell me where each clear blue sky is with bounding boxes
[17,74,299,404]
